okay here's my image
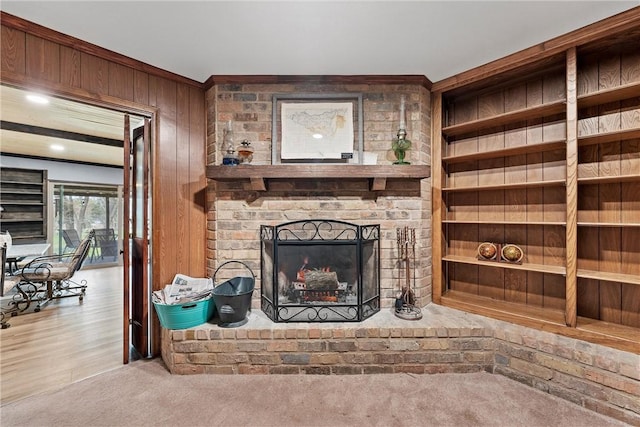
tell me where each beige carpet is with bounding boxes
[0,358,627,427]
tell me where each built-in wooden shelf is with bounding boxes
[577,222,640,228]
[577,81,640,109]
[442,255,566,275]
[577,174,640,184]
[206,164,431,191]
[576,317,640,352]
[1,190,44,195]
[442,101,566,137]
[578,127,640,146]
[443,220,566,226]
[440,291,640,353]
[443,139,566,164]
[441,290,567,326]
[577,269,640,286]
[0,201,44,205]
[442,179,565,193]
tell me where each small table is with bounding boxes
[5,243,51,273]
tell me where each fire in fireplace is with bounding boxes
[260,220,380,322]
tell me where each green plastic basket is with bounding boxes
[153,297,215,329]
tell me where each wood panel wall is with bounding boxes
[0,12,207,355]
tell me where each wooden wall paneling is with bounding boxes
[526,271,544,307]
[621,283,640,327]
[523,78,547,308]
[60,46,80,88]
[478,198,504,299]
[80,53,110,95]
[1,17,207,358]
[176,83,191,275]
[620,46,640,85]
[450,99,478,156]
[543,184,566,223]
[578,278,600,319]
[153,76,179,291]
[450,191,479,222]
[526,189,544,307]
[503,88,528,303]
[108,62,135,101]
[189,85,207,277]
[133,70,149,106]
[0,26,25,74]
[25,34,59,83]
[475,88,506,299]
[450,224,478,295]
[505,221,527,304]
[600,280,622,323]
[596,54,624,324]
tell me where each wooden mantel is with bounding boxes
[206,164,431,191]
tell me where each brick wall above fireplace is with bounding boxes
[205,78,432,311]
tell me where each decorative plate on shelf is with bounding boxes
[477,242,498,260]
[501,244,523,263]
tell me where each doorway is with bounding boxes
[1,83,154,384]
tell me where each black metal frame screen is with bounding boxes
[261,220,380,322]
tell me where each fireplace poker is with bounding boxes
[395,226,422,320]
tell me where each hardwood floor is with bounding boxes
[0,266,124,404]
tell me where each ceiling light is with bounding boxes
[312,133,323,139]
[26,93,49,104]
[50,144,65,151]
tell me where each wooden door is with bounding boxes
[123,117,152,362]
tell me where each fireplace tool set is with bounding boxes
[395,226,422,320]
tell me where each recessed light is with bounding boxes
[312,133,323,139]
[26,93,49,104]
[50,144,65,151]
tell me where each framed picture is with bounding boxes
[272,93,364,164]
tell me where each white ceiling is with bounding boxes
[1,1,638,83]
[1,85,127,166]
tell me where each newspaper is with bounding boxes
[152,274,213,305]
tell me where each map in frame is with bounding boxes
[280,102,354,160]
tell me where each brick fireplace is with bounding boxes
[205,79,432,311]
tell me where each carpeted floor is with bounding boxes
[0,358,628,426]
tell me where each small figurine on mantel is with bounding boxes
[392,95,411,165]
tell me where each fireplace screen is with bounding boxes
[261,220,380,322]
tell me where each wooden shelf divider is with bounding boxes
[443,255,566,275]
[577,81,640,108]
[443,220,566,226]
[442,179,565,193]
[577,174,640,185]
[578,127,640,147]
[443,139,566,164]
[442,100,566,137]
[577,269,640,286]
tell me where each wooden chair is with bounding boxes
[14,230,94,312]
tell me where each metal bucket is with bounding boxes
[212,261,255,327]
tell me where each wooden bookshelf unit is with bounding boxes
[431,25,640,353]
